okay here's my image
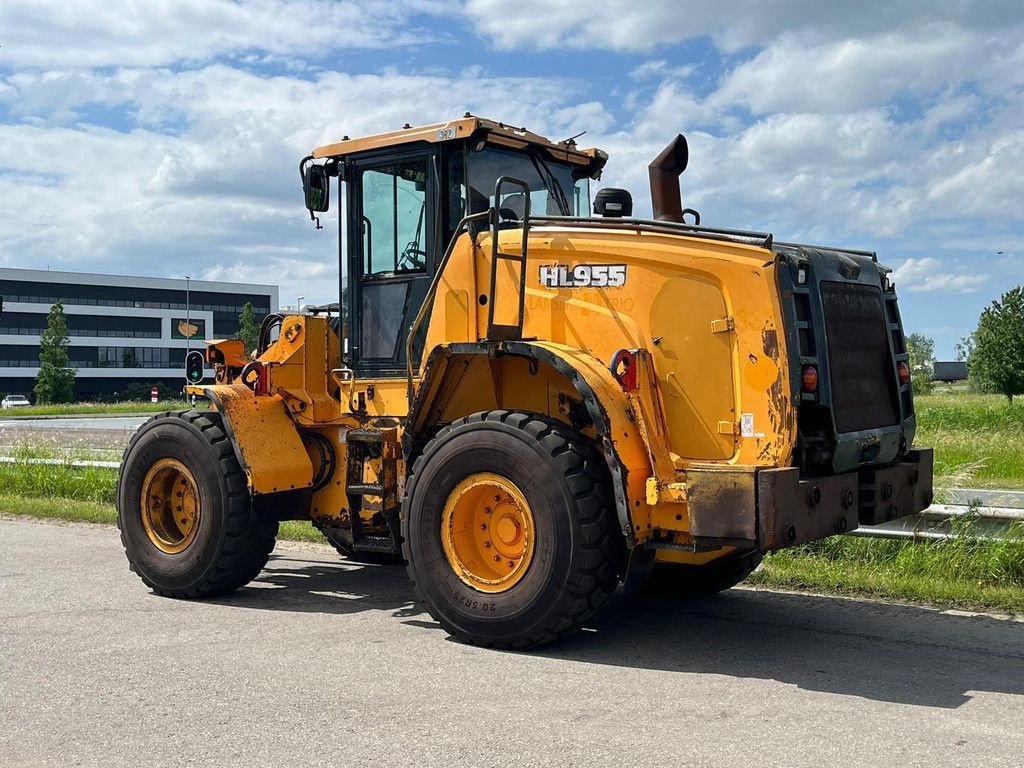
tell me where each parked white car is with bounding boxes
[1,395,30,409]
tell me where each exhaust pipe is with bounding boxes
[649,134,688,222]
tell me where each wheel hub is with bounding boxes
[441,472,535,593]
[140,458,200,554]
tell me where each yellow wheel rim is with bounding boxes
[441,472,535,594]
[140,458,201,555]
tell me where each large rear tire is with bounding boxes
[117,410,278,598]
[403,410,622,649]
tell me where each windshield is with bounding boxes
[466,146,590,219]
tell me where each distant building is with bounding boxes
[0,268,277,399]
[932,361,968,382]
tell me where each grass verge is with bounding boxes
[3,400,209,417]
[915,392,1024,489]
[752,524,1024,613]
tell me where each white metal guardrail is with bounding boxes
[850,503,1024,541]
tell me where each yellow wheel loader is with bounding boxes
[117,116,933,648]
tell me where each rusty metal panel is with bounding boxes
[207,386,314,496]
[685,466,757,541]
[858,448,934,525]
[758,467,859,551]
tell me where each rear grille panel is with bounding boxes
[820,282,900,433]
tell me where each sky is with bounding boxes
[2,1,1023,358]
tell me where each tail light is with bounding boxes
[802,365,819,392]
[898,361,911,386]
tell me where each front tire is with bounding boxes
[117,410,278,598]
[403,410,622,649]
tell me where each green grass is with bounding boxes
[915,392,1024,489]
[4,400,208,417]
[0,494,119,525]
[753,521,1024,613]
[0,462,117,503]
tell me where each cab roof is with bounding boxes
[311,114,608,176]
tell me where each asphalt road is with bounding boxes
[2,519,1023,767]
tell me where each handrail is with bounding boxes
[527,215,773,249]
[486,176,531,341]
[404,211,492,393]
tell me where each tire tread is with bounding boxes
[403,409,621,649]
[117,409,278,598]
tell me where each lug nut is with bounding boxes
[493,555,501,562]
[484,542,491,548]
[508,560,514,568]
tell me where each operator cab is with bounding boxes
[301,116,608,377]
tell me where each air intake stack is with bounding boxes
[649,134,689,222]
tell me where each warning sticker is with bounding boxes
[741,413,755,438]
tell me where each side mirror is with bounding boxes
[185,350,205,384]
[303,162,331,213]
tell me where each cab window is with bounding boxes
[466,146,590,218]
[361,159,429,274]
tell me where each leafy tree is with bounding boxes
[34,301,76,403]
[969,285,1024,403]
[954,333,973,362]
[905,332,934,396]
[235,301,260,354]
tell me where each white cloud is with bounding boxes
[925,131,1024,218]
[890,257,988,293]
[0,63,614,306]
[0,0,446,68]
[711,27,990,115]
[629,60,696,81]
[1,0,1022,347]
[463,0,1023,53]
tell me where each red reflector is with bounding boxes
[802,365,819,392]
[898,361,911,385]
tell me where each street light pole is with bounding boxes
[184,275,191,371]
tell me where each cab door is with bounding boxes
[347,151,435,387]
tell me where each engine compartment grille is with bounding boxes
[821,282,899,433]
